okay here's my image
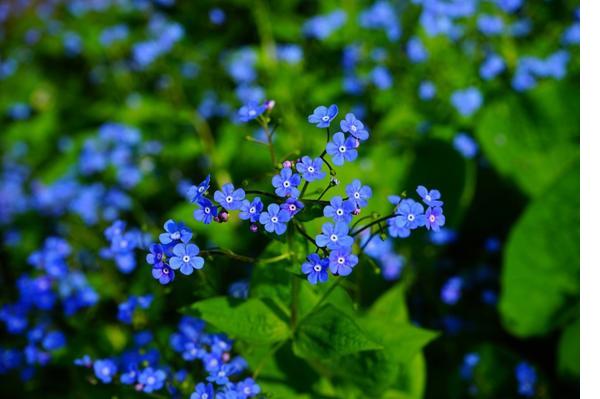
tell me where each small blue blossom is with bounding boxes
[192,382,215,399]
[301,253,329,284]
[209,8,226,25]
[74,354,92,367]
[453,133,478,159]
[42,331,66,351]
[272,167,301,198]
[515,362,537,397]
[441,277,463,305]
[259,204,291,235]
[480,54,505,80]
[396,199,426,230]
[238,101,266,123]
[416,186,444,207]
[138,367,166,393]
[194,198,218,224]
[188,175,211,203]
[419,81,436,100]
[451,87,483,117]
[94,359,117,383]
[146,243,165,266]
[407,37,428,63]
[326,132,358,166]
[207,364,235,385]
[214,183,246,211]
[323,196,355,224]
[477,14,504,36]
[120,366,138,385]
[329,249,358,276]
[152,263,175,285]
[345,179,372,208]
[296,156,326,182]
[236,377,261,398]
[425,207,446,231]
[159,219,192,245]
[316,223,354,250]
[169,243,205,275]
[308,104,338,128]
[388,216,410,238]
[280,198,304,216]
[239,197,263,223]
[340,113,369,141]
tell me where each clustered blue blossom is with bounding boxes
[145,220,205,284]
[117,295,154,325]
[74,316,261,397]
[102,220,148,274]
[515,362,537,397]
[183,103,443,286]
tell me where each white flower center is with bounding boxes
[183,255,190,262]
[351,125,357,132]
[226,195,233,203]
[162,267,170,274]
[289,204,296,211]
[198,186,205,193]
[244,387,252,394]
[202,394,208,399]
[322,115,329,121]
[336,209,344,216]
[314,264,322,272]
[307,166,315,173]
[330,234,338,242]
[204,207,211,214]
[408,214,415,221]
[353,192,360,199]
[429,215,436,223]
[248,110,256,116]
[271,216,278,223]
[425,194,431,201]
[283,180,290,187]
[339,145,346,153]
[337,257,345,264]
[249,206,256,213]
[147,376,155,385]
[171,231,181,239]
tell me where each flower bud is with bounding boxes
[249,223,258,233]
[282,160,292,168]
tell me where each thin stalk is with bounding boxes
[351,214,397,237]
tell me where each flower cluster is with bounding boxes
[76,317,261,398]
[102,220,147,274]
[117,295,154,325]
[145,220,205,285]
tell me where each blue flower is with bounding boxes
[425,207,446,231]
[296,156,326,182]
[120,366,138,385]
[280,198,304,216]
[272,167,301,198]
[477,14,504,36]
[74,355,92,367]
[214,183,246,211]
[323,196,354,224]
[159,219,192,245]
[152,263,175,284]
[345,179,372,208]
[441,277,463,305]
[340,113,369,141]
[416,186,444,207]
[191,382,215,399]
[259,204,290,235]
[146,243,165,266]
[480,53,505,80]
[316,223,354,250]
[419,81,436,100]
[236,377,261,398]
[239,197,263,223]
[42,331,66,351]
[326,132,358,166]
[451,87,483,117]
[194,198,218,224]
[207,363,234,385]
[453,133,478,159]
[515,362,537,397]
[138,367,166,393]
[238,101,266,123]
[407,37,428,63]
[301,254,329,284]
[388,216,411,238]
[329,249,358,276]
[188,175,211,203]
[396,199,426,230]
[94,359,117,383]
[169,243,205,275]
[308,104,338,128]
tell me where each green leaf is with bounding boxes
[187,297,290,344]
[499,165,579,336]
[293,304,382,359]
[475,82,579,197]
[295,200,327,222]
[558,319,580,378]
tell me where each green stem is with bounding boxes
[351,213,397,237]
[313,277,342,311]
[245,189,280,199]
[317,181,336,201]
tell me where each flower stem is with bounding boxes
[245,189,280,199]
[350,213,397,237]
[313,277,342,310]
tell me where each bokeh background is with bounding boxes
[0,0,579,398]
